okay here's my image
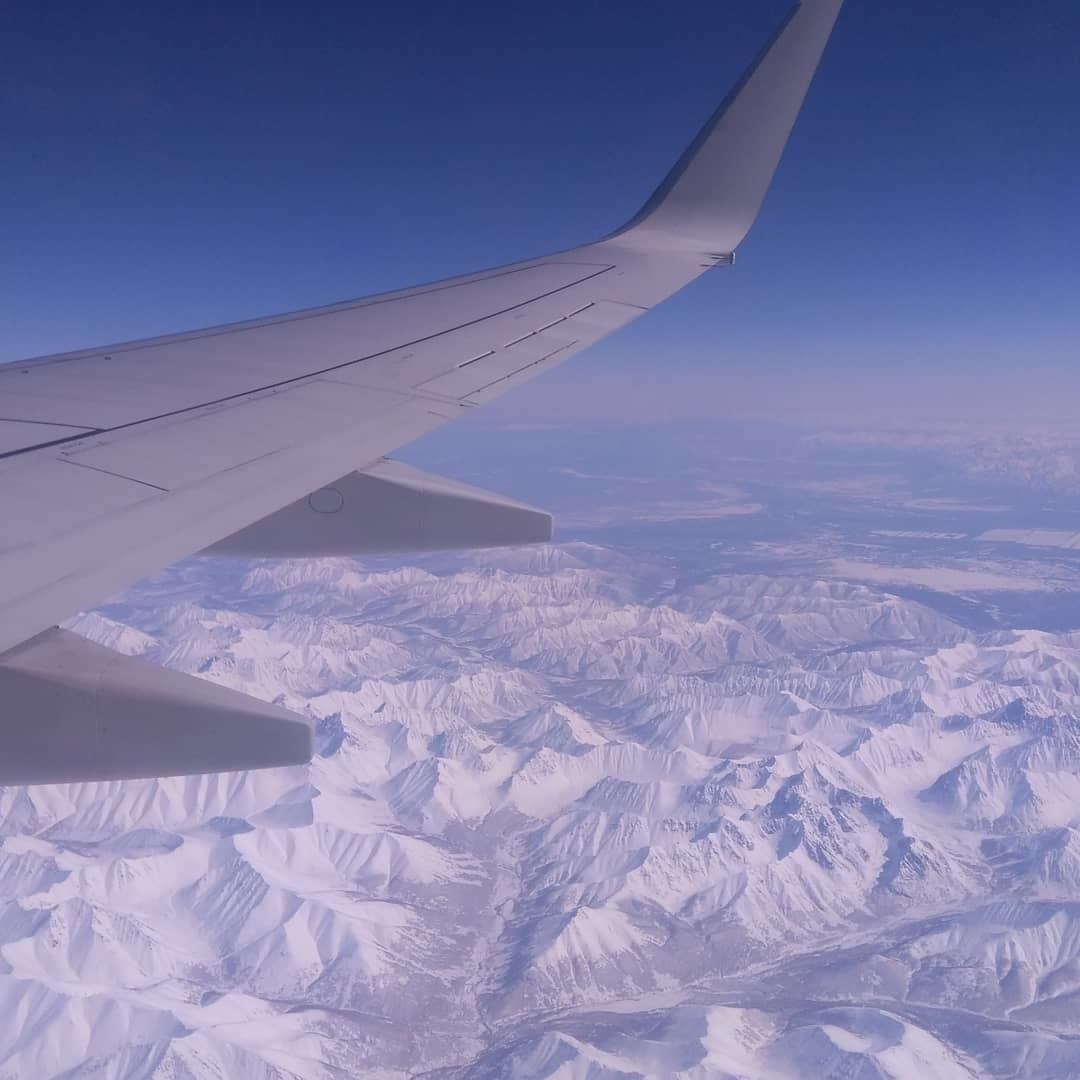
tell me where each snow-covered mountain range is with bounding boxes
[3,537,1080,1078]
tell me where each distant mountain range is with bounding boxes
[1,542,1079,1077]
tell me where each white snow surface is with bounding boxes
[2,543,1080,1077]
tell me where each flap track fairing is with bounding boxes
[0,628,312,785]
[205,459,553,558]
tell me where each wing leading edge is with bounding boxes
[0,0,845,783]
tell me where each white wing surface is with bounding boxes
[0,0,844,783]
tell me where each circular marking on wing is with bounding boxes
[308,487,345,514]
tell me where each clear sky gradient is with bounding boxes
[4,1,1078,411]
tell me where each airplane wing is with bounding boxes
[0,0,844,784]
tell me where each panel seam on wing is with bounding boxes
[0,264,616,464]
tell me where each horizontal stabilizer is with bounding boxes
[205,459,553,558]
[0,628,312,785]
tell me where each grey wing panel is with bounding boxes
[0,261,613,440]
[418,299,647,402]
[0,393,447,655]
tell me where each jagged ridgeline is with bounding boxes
[1,543,1079,1076]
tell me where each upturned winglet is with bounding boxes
[612,0,844,256]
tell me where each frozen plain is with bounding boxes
[5,418,1080,1077]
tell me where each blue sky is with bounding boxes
[3,1,1078,404]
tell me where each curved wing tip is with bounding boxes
[612,0,845,255]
